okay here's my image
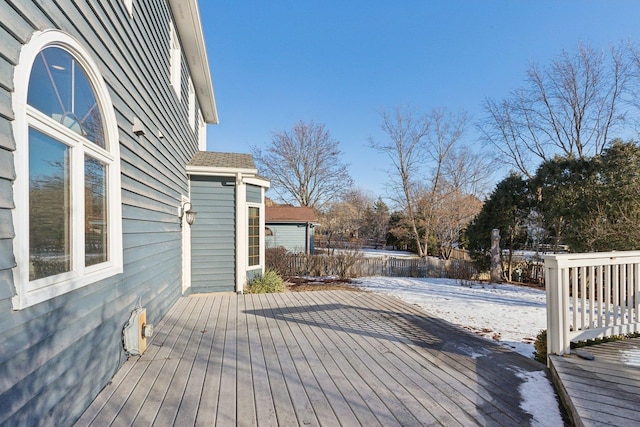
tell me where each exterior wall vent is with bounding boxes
[123,307,153,355]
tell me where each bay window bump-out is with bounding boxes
[12,30,122,309]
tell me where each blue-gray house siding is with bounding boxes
[266,223,315,254]
[0,1,212,425]
[247,184,261,204]
[190,176,236,293]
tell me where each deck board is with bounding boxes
[216,294,238,426]
[174,295,220,426]
[195,292,229,426]
[549,337,640,426]
[302,292,432,426]
[76,291,557,427]
[282,292,379,426]
[244,294,277,426]
[133,296,207,426]
[270,293,341,427]
[318,291,473,426]
[358,291,533,425]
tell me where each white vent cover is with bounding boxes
[123,307,152,355]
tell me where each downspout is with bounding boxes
[306,221,311,255]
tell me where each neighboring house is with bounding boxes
[186,151,269,293]
[266,204,319,254]
[0,1,253,425]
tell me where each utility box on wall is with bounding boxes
[123,308,153,355]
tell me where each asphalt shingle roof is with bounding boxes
[188,151,255,169]
[266,205,317,222]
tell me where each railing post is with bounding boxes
[545,256,567,360]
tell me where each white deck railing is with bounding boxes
[545,251,640,356]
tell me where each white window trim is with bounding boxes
[188,77,196,131]
[11,30,123,310]
[169,20,181,99]
[197,109,206,150]
[247,202,264,269]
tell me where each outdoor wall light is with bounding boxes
[179,201,197,226]
[132,116,145,136]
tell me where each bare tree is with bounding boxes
[253,120,353,209]
[363,198,390,249]
[432,188,482,259]
[371,106,475,257]
[480,42,632,178]
[369,106,430,256]
[340,189,375,240]
[443,144,493,198]
[419,109,470,256]
[316,200,358,254]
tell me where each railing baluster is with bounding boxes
[580,266,586,331]
[605,264,611,327]
[623,263,629,325]
[635,262,640,323]
[589,265,595,329]
[597,265,603,328]
[572,267,578,332]
[614,264,620,326]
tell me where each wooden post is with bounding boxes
[490,229,502,283]
[545,257,563,358]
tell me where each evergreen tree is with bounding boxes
[466,174,531,275]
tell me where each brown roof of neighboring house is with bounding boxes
[266,205,318,223]
[188,151,255,169]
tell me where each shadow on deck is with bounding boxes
[75,291,563,426]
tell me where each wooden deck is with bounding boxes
[75,291,554,426]
[549,338,640,426]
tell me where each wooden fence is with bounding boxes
[268,251,488,281]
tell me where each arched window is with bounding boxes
[12,30,122,309]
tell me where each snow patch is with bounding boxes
[516,370,564,426]
[621,348,640,367]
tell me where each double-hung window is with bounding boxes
[12,30,122,309]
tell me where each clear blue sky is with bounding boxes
[199,1,640,199]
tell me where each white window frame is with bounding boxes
[247,203,264,268]
[11,30,123,309]
[188,77,196,131]
[169,20,182,99]
[197,109,206,150]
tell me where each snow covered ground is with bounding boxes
[354,277,546,359]
[359,248,419,258]
[332,248,420,258]
[354,276,564,425]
